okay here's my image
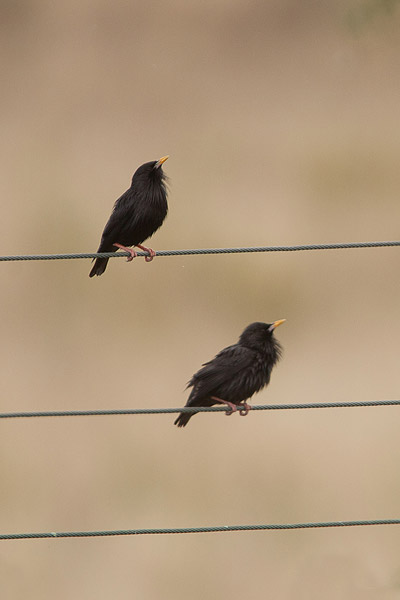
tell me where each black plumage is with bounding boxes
[89,156,169,277]
[174,320,285,427]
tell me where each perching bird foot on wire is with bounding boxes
[89,156,169,277]
[113,244,137,261]
[211,397,250,416]
[238,401,251,416]
[174,320,285,427]
[113,243,156,263]
[211,396,239,416]
[136,244,157,262]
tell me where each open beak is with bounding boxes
[155,155,169,168]
[269,319,286,331]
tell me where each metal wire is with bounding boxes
[0,240,399,262]
[0,400,400,419]
[0,399,399,419]
[1,241,397,544]
[1,519,399,540]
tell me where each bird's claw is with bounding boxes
[144,251,155,263]
[126,251,137,262]
[239,402,251,416]
[113,243,137,262]
[211,396,238,417]
[137,244,156,262]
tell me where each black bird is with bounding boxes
[89,156,169,277]
[174,320,285,427]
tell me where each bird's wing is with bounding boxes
[100,210,124,241]
[188,344,256,397]
[97,191,137,250]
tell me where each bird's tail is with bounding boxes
[174,410,198,427]
[89,257,109,277]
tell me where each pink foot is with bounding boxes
[238,401,251,416]
[211,396,238,416]
[137,244,156,263]
[113,243,137,262]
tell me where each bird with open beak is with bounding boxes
[89,156,169,277]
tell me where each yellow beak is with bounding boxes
[271,319,286,329]
[155,155,169,168]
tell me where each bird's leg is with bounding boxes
[211,396,238,416]
[113,243,137,262]
[136,244,156,263]
[238,401,251,416]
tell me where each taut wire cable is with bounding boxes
[0,399,399,419]
[0,240,399,262]
[1,519,400,540]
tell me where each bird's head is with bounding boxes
[239,320,286,349]
[131,156,169,185]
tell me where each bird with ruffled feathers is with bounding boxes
[175,320,286,427]
[89,156,169,277]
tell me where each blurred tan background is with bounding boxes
[1,0,400,598]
